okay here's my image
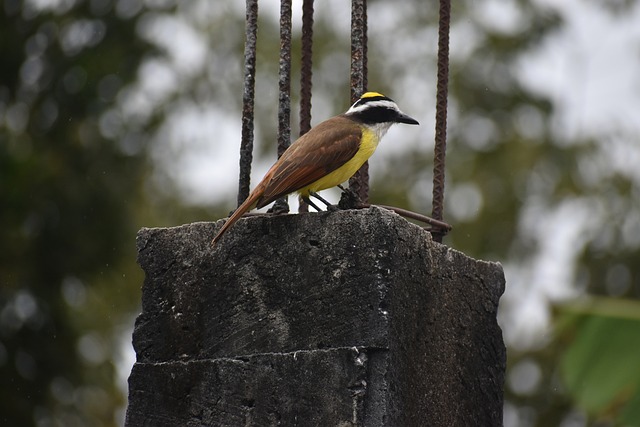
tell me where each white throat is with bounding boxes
[368,122,393,144]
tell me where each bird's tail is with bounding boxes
[211,184,265,245]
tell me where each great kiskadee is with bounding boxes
[212,92,419,244]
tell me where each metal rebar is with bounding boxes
[237,0,259,207]
[298,0,314,213]
[227,204,452,234]
[362,204,452,232]
[299,0,314,136]
[348,0,369,204]
[271,0,292,214]
[431,0,451,243]
[277,0,292,158]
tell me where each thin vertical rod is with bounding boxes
[272,0,292,213]
[431,0,451,243]
[277,0,292,158]
[299,0,314,136]
[237,0,259,206]
[348,0,369,203]
[298,0,314,213]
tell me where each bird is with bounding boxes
[212,91,419,244]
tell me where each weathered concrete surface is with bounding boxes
[126,207,506,427]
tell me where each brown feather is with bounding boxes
[212,115,361,244]
[257,116,361,208]
[211,180,266,244]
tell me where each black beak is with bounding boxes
[396,112,419,125]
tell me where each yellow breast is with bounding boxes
[300,126,379,195]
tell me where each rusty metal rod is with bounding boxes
[228,205,451,234]
[431,0,451,242]
[277,0,292,158]
[272,0,293,214]
[299,0,314,137]
[298,0,314,213]
[348,0,369,203]
[361,204,452,232]
[237,0,259,206]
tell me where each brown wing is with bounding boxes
[256,116,361,208]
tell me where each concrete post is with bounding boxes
[125,207,506,426]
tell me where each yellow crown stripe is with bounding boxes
[361,91,385,99]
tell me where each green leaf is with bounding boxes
[559,298,640,425]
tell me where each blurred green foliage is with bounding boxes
[1,1,638,426]
[0,1,160,426]
[558,299,640,426]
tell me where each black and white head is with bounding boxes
[345,92,419,139]
[346,92,419,125]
